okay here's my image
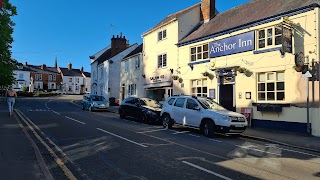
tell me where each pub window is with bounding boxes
[190,44,209,62]
[135,56,140,70]
[191,79,208,97]
[128,84,137,96]
[69,78,72,82]
[157,54,167,68]
[257,26,282,49]
[124,60,129,72]
[257,71,285,101]
[158,29,167,41]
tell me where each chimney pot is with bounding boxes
[68,63,72,70]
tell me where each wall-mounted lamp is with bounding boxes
[189,64,194,71]
[170,69,174,74]
[142,74,146,78]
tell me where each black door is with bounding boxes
[220,84,234,111]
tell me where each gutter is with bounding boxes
[178,3,320,47]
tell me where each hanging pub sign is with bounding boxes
[209,31,255,58]
[282,26,293,53]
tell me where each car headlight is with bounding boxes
[221,115,231,121]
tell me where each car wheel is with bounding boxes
[162,115,173,129]
[203,120,215,137]
[119,109,126,119]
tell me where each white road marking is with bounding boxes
[172,131,190,135]
[264,144,319,157]
[137,129,166,134]
[52,111,61,115]
[182,161,233,180]
[65,116,86,125]
[235,145,281,156]
[209,139,222,143]
[279,147,319,157]
[189,134,201,138]
[97,128,147,148]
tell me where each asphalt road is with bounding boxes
[14,96,320,180]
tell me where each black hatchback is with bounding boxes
[118,97,162,124]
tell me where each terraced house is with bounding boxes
[174,0,320,136]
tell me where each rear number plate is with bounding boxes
[234,124,244,127]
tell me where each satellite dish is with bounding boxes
[295,52,305,67]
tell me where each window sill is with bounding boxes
[252,102,291,112]
[253,46,282,54]
[188,59,210,66]
[157,38,167,42]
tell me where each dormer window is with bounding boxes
[158,30,167,41]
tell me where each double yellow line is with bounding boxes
[15,109,77,180]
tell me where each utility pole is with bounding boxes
[303,56,312,135]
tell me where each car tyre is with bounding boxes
[119,109,126,119]
[162,114,173,129]
[203,120,215,137]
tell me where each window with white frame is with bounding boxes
[35,74,42,80]
[257,26,282,49]
[257,71,285,101]
[39,74,42,80]
[135,56,140,70]
[128,84,137,96]
[76,78,79,83]
[191,79,208,97]
[53,75,56,81]
[190,44,209,62]
[19,73,23,79]
[157,54,167,68]
[158,29,167,41]
[69,78,72,82]
[124,60,129,72]
[49,75,52,81]
[76,86,79,91]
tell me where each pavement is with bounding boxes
[0,97,53,180]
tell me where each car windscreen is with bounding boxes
[197,98,226,111]
[91,95,107,101]
[140,98,161,108]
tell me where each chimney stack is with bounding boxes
[41,64,46,70]
[111,33,128,57]
[24,62,28,66]
[68,63,72,70]
[81,66,84,73]
[201,0,216,23]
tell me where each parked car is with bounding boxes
[160,95,248,136]
[54,90,67,94]
[81,94,109,111]
[118,97,162,124]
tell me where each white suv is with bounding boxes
[160,95,248,136]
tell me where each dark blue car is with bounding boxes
[118,97,162,124]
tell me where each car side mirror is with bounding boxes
[193,106,201,111]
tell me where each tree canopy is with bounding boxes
[0,0,17,88]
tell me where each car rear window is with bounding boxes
[167,98,175,105]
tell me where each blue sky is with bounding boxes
[10,0,250,72]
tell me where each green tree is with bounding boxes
[0,0,17,87]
